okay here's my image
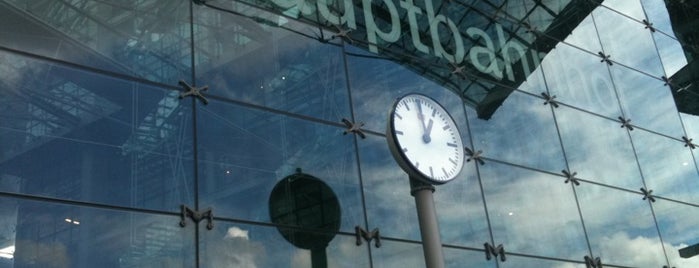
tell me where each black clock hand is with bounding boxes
[416,100,428,134]
[423,119,433,143]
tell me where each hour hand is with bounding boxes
[422,119,433,143]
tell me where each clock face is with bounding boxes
[387,94,465,184]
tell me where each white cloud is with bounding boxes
[226,226,250,240]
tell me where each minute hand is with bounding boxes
[422,119,433,143]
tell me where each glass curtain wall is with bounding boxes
[0,0,698,267]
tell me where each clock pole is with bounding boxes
[410,177,445,268]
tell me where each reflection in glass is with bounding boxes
[577,185,666,267]
[630,130,699,203]
[479,162,588,260]
[499,254,587,268]
[542,43,621,117]
[443,247,494,268]
[467,91,565,171]
[611,66,683,135]
[200,222,367,268]
[0,51,194,212]
[193,3,350,122]
[358,134,420,241]
[594,6,665,75]
[434,161,490,248]
[555,108,643,189]
[269,170,341,268]
[196,100,363,231]
[0,196,194,267]
[653,201,699,267]
[0,0,192,85]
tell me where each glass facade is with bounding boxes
[1,0,698,267]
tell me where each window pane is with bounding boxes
[0,196,194,267]
[200,221,368,267]
[555,107,643,189]
[541,43,621,118]
[196,100,364,233]
[611,67,682,135]
[0,0,191,86]
[577,185,666,267]
[653,201,699,267]
[594,6,665,75]
[479,162,588,260]
[630,130,699,204]
[0,51,194,212]
[193,3,351,122]
[467,91,565,171]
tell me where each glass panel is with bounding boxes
[499,254,587,268]
[0,51,194,212]
[682,113,699,146]
[467,91,565,171]
[640,0,680,35]
[444,247,494,268]
[630,130,699,203]
[371,240,424,268]
[196,99,364,233]
[594,6,665,75]
[555,107,643,189]
[0,196,194,267]
[435,161,490,247]
[654,33,688,77]
[611,66,683,135]
[0,0,191,85]
[602,0,646,22]
[359,134,420,241]
[200,221,367,267]
[192,3,351,122]
[558,15,601,54]
[345,45,468,134]
[479,162,588,260]
[654,201,699,267]
[541,43,621,118]
[577,185,666,267]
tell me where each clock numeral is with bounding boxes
[432,109,437,117]
[429,166,434,178]
[395,113,403,120]
[447,142,458,147]
[415,161,420,168]
[395,130,404,135]
[443,125,450,130]
[403,147,408,152]
[442,167,449,177]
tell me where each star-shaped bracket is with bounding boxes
[562,170,580,186]
[522,22,542,36]
[178,80,209,105]
[541,92,559,108]
[331,25,353,44]
[449,62,467,80]
[598,51,613,66]
[618,116,634,131]
[642,19,656,32]
[661,76,673,87]
[640,187,656,203]
[342,118,366,139]
[682,136,696,149]
[465,147,485,165]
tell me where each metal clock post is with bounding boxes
[386,94,465,268]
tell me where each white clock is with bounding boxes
[386,94,465,184]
